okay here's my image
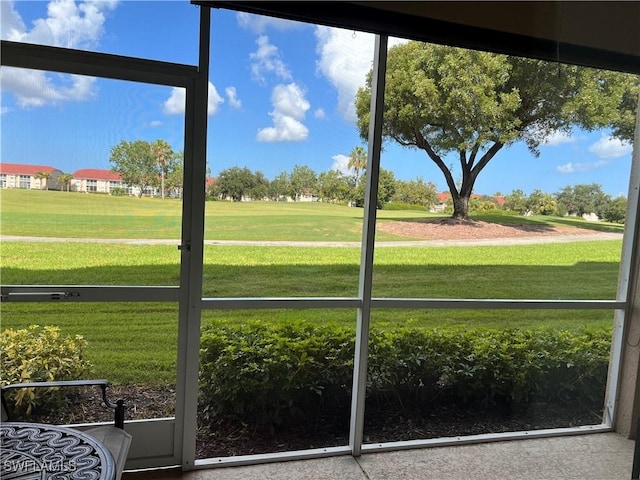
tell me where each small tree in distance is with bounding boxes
[555,183,611,217]
[58,173,74,192]
[392,177,439,209]
[602,196,627,224]
[34,171,51,190]
[348,146,367,189]
[110,139,181,198]
[212,166,259,201]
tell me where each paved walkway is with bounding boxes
[0,232,623,247]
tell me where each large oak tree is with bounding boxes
[355,42,638,220]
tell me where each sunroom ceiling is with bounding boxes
[199,1,640,74]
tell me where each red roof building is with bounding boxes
[71,168,127,194]
[73,169,122,181]
[0,163,60,175]
[0,163,63,190]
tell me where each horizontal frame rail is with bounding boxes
[189,424,611,470]
[1,40,198,87]
[4,289,620,309]
[1,285,179,302]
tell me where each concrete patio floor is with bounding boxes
[124,432,635,480]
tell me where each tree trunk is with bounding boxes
[451,193,469,220]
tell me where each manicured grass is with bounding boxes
[0,189,624,385]
[0,189,624,240]
[1,239,622,384]
[1,240,621,298]
[1,302,179,385]
[0,189,377,241]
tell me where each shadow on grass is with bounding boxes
[0,260,619,299]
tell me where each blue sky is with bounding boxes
[1,0,634,197]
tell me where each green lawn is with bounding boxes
[0,189,624,240]
[0,189,625,385]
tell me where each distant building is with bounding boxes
[0,163,197,198]
[72,169,129,194]
[0,163,63,190]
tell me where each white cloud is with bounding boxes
[556,159,611,174]
[314,108,326,119]
[0,0,118,107]
[163,88,185,115]
[237,12,303,34]
[1,67,95,107]
[163,83,224,116]
[205,83,225,115]
[2,0,118,49]
[589,134,633,159]
[250,35,292,84]
[541,130,575,146]
[257,83,310,142]
[315,27,406,122]
[1,1,26,42]
[149,120,162,128]
[331,154,350,174]
[225,86,242,109]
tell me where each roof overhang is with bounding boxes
[196,1,640,74]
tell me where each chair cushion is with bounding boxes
[84,426,132,480]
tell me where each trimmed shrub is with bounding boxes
[0,325,93,415]
[199,321,354,428]
[199,322,611,430]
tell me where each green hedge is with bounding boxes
[199,322,611,429]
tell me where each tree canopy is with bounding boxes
[355,42,639,220]
[109,139,181,198]
[210,166,268,202]
[289,165,318,201]
[555,183,611,218]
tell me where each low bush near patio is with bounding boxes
[1,325,93,415]
[199,321,611,430]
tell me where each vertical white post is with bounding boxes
[611,92,640,435]
[175,4,210,469]
[349,34,388,457]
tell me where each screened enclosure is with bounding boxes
[1,1,639,472]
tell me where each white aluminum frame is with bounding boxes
[1,13,205,466]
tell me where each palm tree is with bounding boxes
[151,140,173,199]
[58,173,74,192]
[34,171,51,190]
[348,146,367,188]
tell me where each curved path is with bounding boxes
[0,232,623,247]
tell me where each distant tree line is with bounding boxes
[106,139,628,223]
[207,166,627,223]
[499,183,627,223]
[207,164,440,210]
